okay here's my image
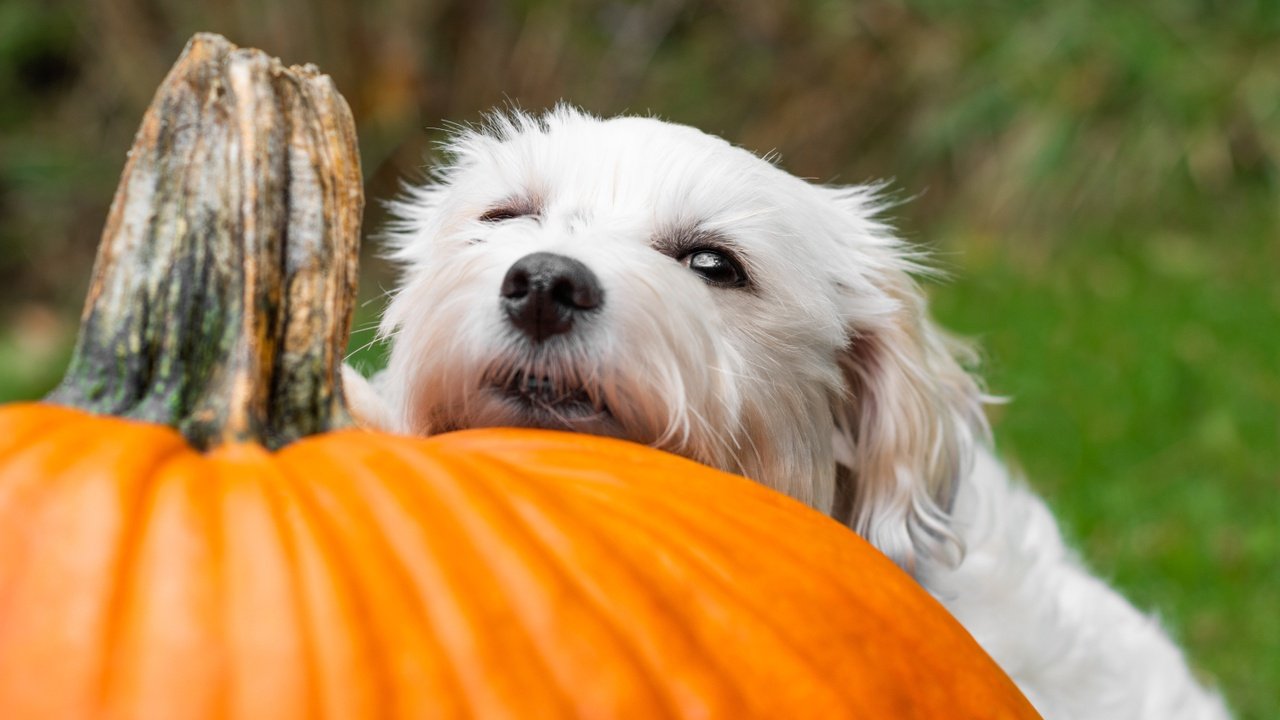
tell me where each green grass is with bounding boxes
[0,327,71,403]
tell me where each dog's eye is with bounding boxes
[479,207,526,223]
[681,249,748,288]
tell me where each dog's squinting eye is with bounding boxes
[479,207,528,223]
[681,250,748,288]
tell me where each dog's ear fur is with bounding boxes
[824,187,988,574]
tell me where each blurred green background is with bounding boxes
[1,0,1276,714]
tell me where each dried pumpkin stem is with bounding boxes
[48,33,364,450]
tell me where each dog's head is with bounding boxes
[380,107,987,570]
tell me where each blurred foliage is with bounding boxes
[0,0,1276,715]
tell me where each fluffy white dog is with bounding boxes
[346,106,1229,719]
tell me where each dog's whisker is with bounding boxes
[344,337,384,362]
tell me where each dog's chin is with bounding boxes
[443,376,623,438]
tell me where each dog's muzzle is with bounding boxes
[500,252,604,342]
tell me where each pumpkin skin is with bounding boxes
[0,403,1038,719]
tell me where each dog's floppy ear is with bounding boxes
[824,188,988,574]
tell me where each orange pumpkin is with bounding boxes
[0,408,1038,719]
[0,33,1039,720]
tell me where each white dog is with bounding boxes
[346,106,1229,719]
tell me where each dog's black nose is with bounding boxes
[500,252,603,342]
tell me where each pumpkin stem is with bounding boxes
[47,33,364,450]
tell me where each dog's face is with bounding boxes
[381,108,984,570]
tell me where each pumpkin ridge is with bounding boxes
[566,473,1035,715]
[257,458,384,718]
[444,445,865,714]
[548,476,883,713]
[560,453,927,612]
[568,468,1018,697]
[581,468,876,587]
[0,413,150,518]
[0,405,90,460]
[568,475,938,704]
[100,450,227,719]
[245,457,330,720]
[0,415,139,667]
[268,446,415,719]
[275,436,477,718]
[469,449,751,717]
[93,433,193,711]
[320,435,580,718]
[421,449,686,719]
[192,447,231,720]
[434,434,886,700]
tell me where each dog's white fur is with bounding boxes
[348,106,1229,719]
